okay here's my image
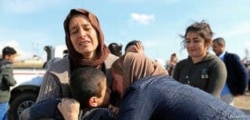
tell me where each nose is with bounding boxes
[189,41,195,47]
[78,28,87,37]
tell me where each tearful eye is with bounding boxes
[84,27,91,31]
[70,27,79,35]
[185,40,191,44]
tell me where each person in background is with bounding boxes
[165,53,178,76]
[212,37,249,105]
[125,40,166,71]
[173,20,227,98]
[0,46,17,120]
[20,8,118,119]
[108,43,122,57]
[247,63,250,92]
[124,40,144,54]
[111,52,247,120]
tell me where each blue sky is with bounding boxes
[1,0,250,65]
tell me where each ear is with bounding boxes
[89,96,98,107]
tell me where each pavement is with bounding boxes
[234,91,250,115]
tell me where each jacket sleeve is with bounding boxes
[230,54,248,95]
[35,71,63,103]
[19,98,63,120]
[1,64,16,86]
[206,60,227,98]
[19,73,63,120]
[117,86,153,120]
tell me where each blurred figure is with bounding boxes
[63,49,68,57]
[212,37,249,105]
[165,53,178,76]
[0,46,17,120]
[108,43,122,57]
[173,20,227,98]
[125,40,144,54]
[242,59,250,91]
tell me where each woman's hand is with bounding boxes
[57,98,80,120]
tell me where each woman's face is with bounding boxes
[185,32,208,58]
[69,15,98,59]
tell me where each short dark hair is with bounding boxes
[69,67,106,109]
[181,20,213,48]
[213,37,225,46]
[2,46,17,58]
[108,43,122,56]
[125,40,141,51]
[171,53,176,57]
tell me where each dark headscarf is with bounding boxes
[64,8,109,67]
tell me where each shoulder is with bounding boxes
[0,59,12,68]
[176,58,189,66]
[206,53,224,65]
[205,53,221,62]
[48,57,69,71]
[106,53,118,61]
[104,53,118,68]
[225,52,240,59]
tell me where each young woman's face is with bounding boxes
[185,32,208,58]
[69,15,98,59]
[111,71,124,98]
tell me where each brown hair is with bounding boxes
[213,37,225,46]
[181,20,214,48]
[63,8,109,67]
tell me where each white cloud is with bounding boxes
[130,13,155,25]
[1,0,66,14]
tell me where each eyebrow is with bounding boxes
[186,36,200,40]
[70,23,92,30]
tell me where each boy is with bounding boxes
[20,67,114,120]
[0,46,17,120]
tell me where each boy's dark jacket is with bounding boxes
[22,98,115,120]
[0,58,16,103]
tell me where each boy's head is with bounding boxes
[2,46,17,62]
[70,67,110,110]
